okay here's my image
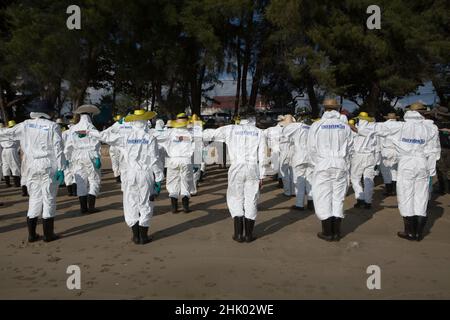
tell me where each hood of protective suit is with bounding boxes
[155,119,165,131]
[321,110,341,120]
[133,120,148,130]
[30,112,51,119]
[240,117,256,126]
[404,110,424,121]
[71,114,97,131]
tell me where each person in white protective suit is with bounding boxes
[203,111,267,243]
[307,98,354,241]
[0,100,65,242]
[282,119,314,211]
[65,105,102,214]
[367,102,439,241]
[152,118,169,178]
[107,114,125,183]
[188,114,207,196]
[1,120,21,188]
[87,110,164,244]
[379,113,400,196]
[278,115,296,197]
[160,113,195,213]
[350,112,380,209]
[264,115,284,188]
[0,122,3,182]
[103,114,134,185]
[62,118,77,196]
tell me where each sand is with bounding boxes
[1,156,449,299]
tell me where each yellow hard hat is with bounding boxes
[176,112,188,119]
[8,120,16,128]
[358,112,369,118]
[166,120,174,128]
[113,114,122,121]
[409,102,426,111]
[349,119,355,125]
[192,114,200,122]
[124,110,157,122]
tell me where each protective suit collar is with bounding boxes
[240,117,256,126]
[404,110,424,121]
[321,110,341,119]
[155,119,165,131]
[30,112,51,119]
[71,114,96,131]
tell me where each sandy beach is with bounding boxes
[1,155,449,299]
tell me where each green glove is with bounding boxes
[154,181,161,195]
[78,133,87,138]
[118,118,124,124]
[94,157,101,169]
[54,170,65,186]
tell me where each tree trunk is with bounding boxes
[241,12,253,108]
[0,83,9,123]
[249,53,264,109]
[306,73,319,117]
[365,82,381,115]
[234,37,242,117]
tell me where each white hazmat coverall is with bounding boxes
[90,122,164,227]
[264,124,283,176]
[283,122,313,208]
[64,115,101,197]
[203,121,267,220]
[378,119,399,184]
[162,128,194,199]
[1,134,21,177]
[278,127,295,196]
[102,121,134,179]
[62,129,75,186]
[350,120,380,204]
[307,110,354,220]
[373,111,438,217]
[0,118,64,218]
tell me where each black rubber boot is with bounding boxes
[364,202,372,209]
[139,226,152,244]
[332,217,342,241]
[131,223,140,244]
[72,184,77,197]
[392,181,397,195]
[307,200,314,211]
[199,171,204,182]
[42,218,59,242]
[87,194,100,213]
[353,199,365,208]
[317,218,333,241]
[13,176,20,187]
[244,218,256,242]
[79,196,89,214]
[416,216,428,241]
[67,185,73,196]
[4,176,11,188]
[383,183,393,196]
[291,205,305,211]
[27,217,40,242]
[278,178,283,189]
[182,196,191,213]
[171,197,178,213]
[397,217,416,241]
[232,217,244,243]
[116,176,121,183]
[21,185,29,197]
